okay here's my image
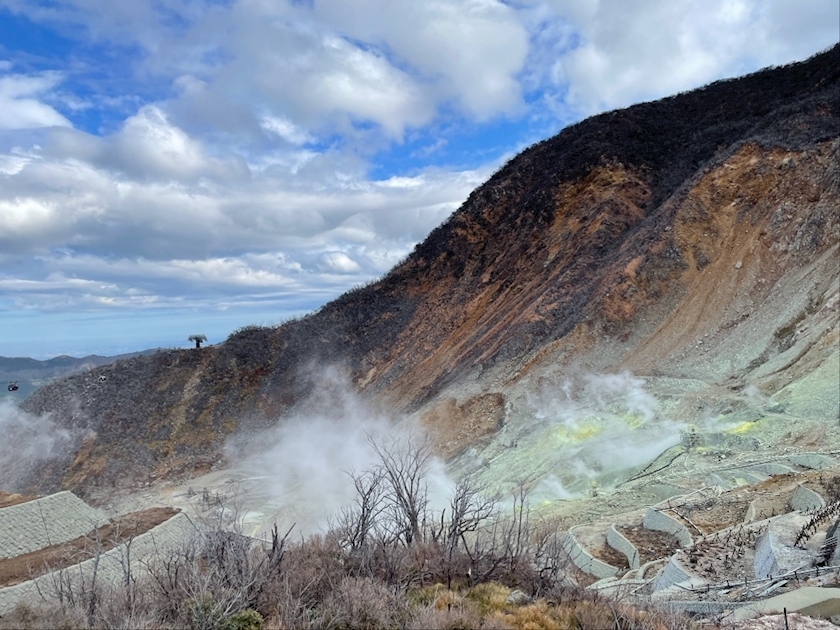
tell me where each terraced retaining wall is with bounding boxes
[643,508,693,547]
[0,512,199,617]
[0,492,107,560]
[786,453,836,470]
[606,525,640,569]
[753,513,813,579]
[790,485,825,512]
[751,462,797,476]
[652,555,704,593]
[562,526,619,580]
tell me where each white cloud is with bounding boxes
[312,0,529,120]
[0,0,834,356]
[0,273,115,292]
[321,251,362,274]
[0,197,57,235]
[530,0,839,115]
[0,121,487,321]
[0,72,72,129]
[3,0,528,141]
[261,115,313,145]
[111,106,216,179]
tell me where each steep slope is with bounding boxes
[18,45,840,499]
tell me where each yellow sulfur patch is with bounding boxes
[622,413,644,429]
[726,421,758,434]
[551,423,602,445]
[572,424,602,440]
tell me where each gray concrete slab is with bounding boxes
[734,586,840,621]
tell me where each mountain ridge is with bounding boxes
[15,44,840,499]
[0,351,160,401]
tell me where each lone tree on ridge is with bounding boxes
[188,334,207,349]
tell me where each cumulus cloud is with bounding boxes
[0,71,71,129]
[321,251,362,274]
[0,124,488,325]
[529,0,839,115]
[0,0,834,356]
[312,0,529,120]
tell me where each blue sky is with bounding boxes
[0,0,837,359]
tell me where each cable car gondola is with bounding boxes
[7,381,19,392]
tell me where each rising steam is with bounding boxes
[220,368,684,535]
[225,367,454,536]
[526,370,685,493]
[0,401,76,491]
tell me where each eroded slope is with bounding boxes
[17,46,840,499]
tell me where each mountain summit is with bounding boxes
[18,45,840,499]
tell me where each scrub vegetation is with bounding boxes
[1,436,696,630]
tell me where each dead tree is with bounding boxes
[338,468,386,555]
[368,431,434,547]
[445,475,497,588]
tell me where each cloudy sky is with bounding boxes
[0,0,836,359]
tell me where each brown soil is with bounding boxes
[0,492,37,508]
[672,499,752,534]
[420,393,505,459]
[618,525,681,565]
[669,470,840,535]
[589,543,629,570]
[0,507,179,588]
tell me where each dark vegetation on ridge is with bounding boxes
[17,44,840,497]
[412,43,840,266]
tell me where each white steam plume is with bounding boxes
[0,400,75,491]
[519,370,684,494]
[225,367,454,536]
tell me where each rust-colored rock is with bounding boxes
[16,45,840,497]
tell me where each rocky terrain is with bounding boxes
[8,45,838,514]
[0,351,157,401]
[1,44,839,629]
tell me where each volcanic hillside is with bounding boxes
[18,45,840,499]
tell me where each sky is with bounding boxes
[0,0,837,359]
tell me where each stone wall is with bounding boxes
[606,524,640,569]
[753,513,813,579]
[0,492,106,560]
[786,453,836,470]
[790,485,825,512]
[0,511,199,617]
[652,555,704,593]
[562,527,619,580]
[751,462,796,476]
[643,508,693,548]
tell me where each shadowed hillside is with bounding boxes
[17,45,840,499]
[0,352,157,401]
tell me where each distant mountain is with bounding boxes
[0,351,159,401]
[16,45,840,499]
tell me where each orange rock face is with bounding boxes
[17,46,840,497]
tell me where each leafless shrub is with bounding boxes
[11,431,702,629]
[315,576,410,629]
[368,430,434,547]
[406,603,487,630]
[0,602,85,630]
